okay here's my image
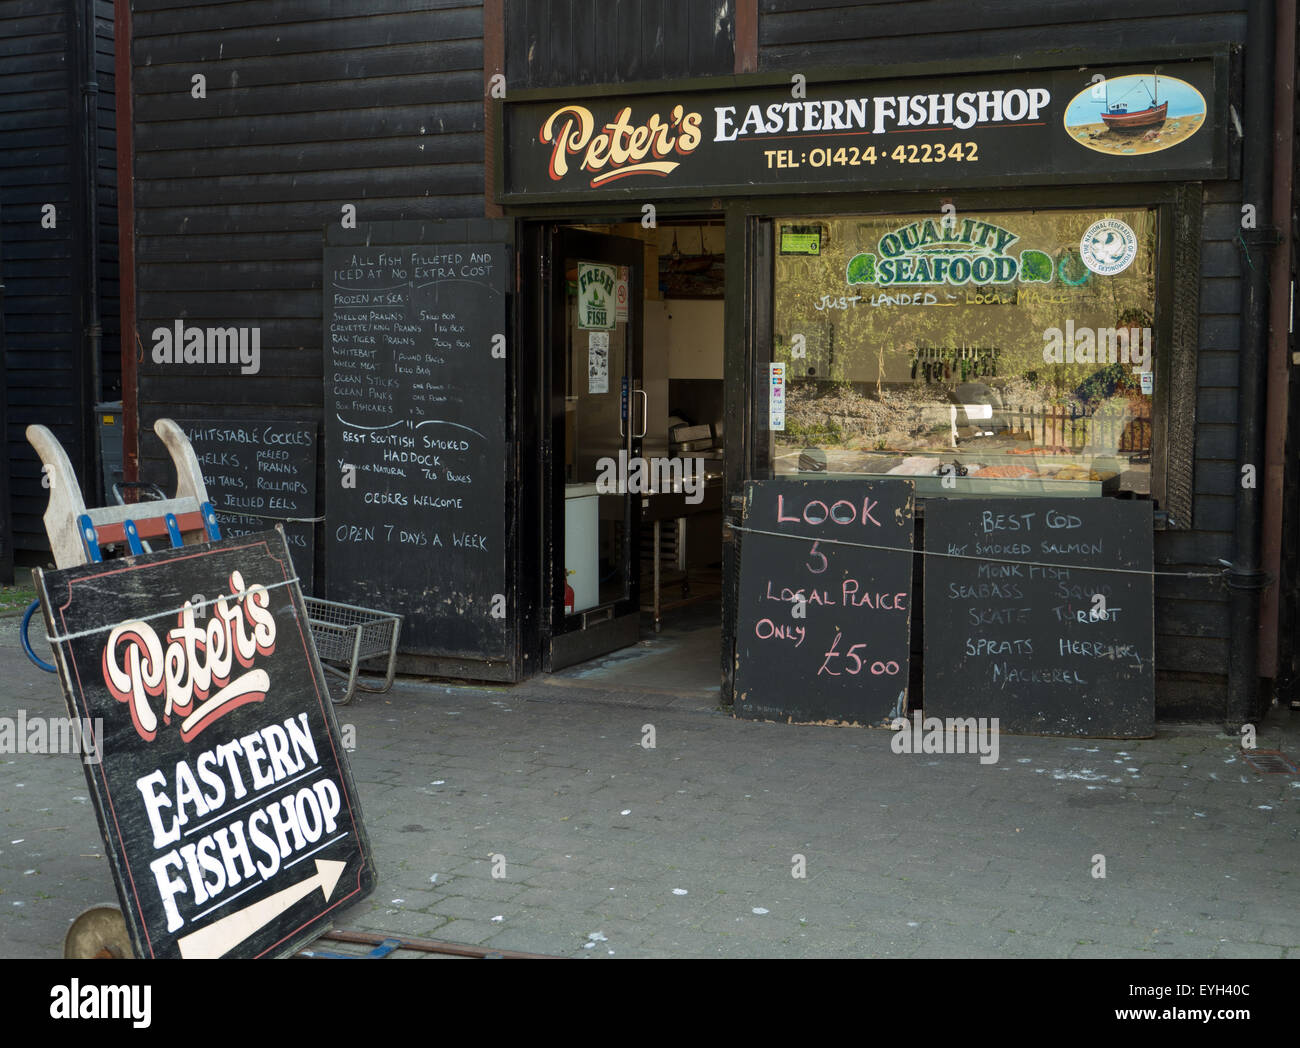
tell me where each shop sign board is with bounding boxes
[500,57,1223,203]
[34,530,376,958]
[175,419,317,590]
[322,238,509,660]
[734,479,915,725]
[923,498,1154,737]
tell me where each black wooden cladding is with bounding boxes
[504,0,735,88]
[1143,182,1245,711]
[1,2,77,553]
[751,2,1251,725]
[121,0,1261,716]
[131,0,486,593]
[37,529,376,959]
[0,0,118,556]
[95,0,120,408]
[758,0,1248,67]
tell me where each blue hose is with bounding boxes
[22,600,56,673]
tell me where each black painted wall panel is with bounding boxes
[1195,423,1236,460]
[131,2,487,596]
[1196,353,1238,388]
[756,1,1251,718]
[567,0,597,84]
[96,0,120,407]
[133,8,482,62]
[1196,388,1239,424]
[759,0,1246,67]
[0,0,118,554]
[504,0,734,87]
[1159,533,1232,565]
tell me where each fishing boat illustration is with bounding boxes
[1099,73,1167,134]
[1063,70,1204,155]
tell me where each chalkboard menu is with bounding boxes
[924,498,1154,737]
[35,529,376,958]
[734,479,915,725]
[176,419,317,590]
[323,243,507,658]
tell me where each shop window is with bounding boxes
[770,209,1158,496]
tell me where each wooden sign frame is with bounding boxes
[35,529,376,958]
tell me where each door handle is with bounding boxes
[634,388,648,439]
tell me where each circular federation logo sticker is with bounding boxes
[1080,219,1138,276]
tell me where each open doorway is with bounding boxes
[545,219,725,698]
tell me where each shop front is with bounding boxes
[496,47,1240,727]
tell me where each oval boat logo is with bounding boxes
[1063,73,1206,157]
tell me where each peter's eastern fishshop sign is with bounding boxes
[499,58,1223,202]
[35,531,376,959]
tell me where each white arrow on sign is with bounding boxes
[177,858,346,959]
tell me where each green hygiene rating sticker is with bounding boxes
[780,226,822,255]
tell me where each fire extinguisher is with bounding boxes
[564,569,575,615]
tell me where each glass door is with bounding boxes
[548,228,645,669]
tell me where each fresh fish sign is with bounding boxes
[578,262,617,330]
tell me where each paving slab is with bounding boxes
[2,613,1298,959]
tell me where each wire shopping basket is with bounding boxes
[303,596,403,706]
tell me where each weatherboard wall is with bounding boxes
[0,0,119,556]
[755,1,1252,718]
[758,0,1248,68]
[504,0,735,88]
[94,0,120,416]
[129,0,487,588]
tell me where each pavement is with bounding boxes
[1,607,1298,960]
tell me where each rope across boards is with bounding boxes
[731,481,1160,738]
[32,529,378,958]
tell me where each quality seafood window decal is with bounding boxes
[771,209,1159,497]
